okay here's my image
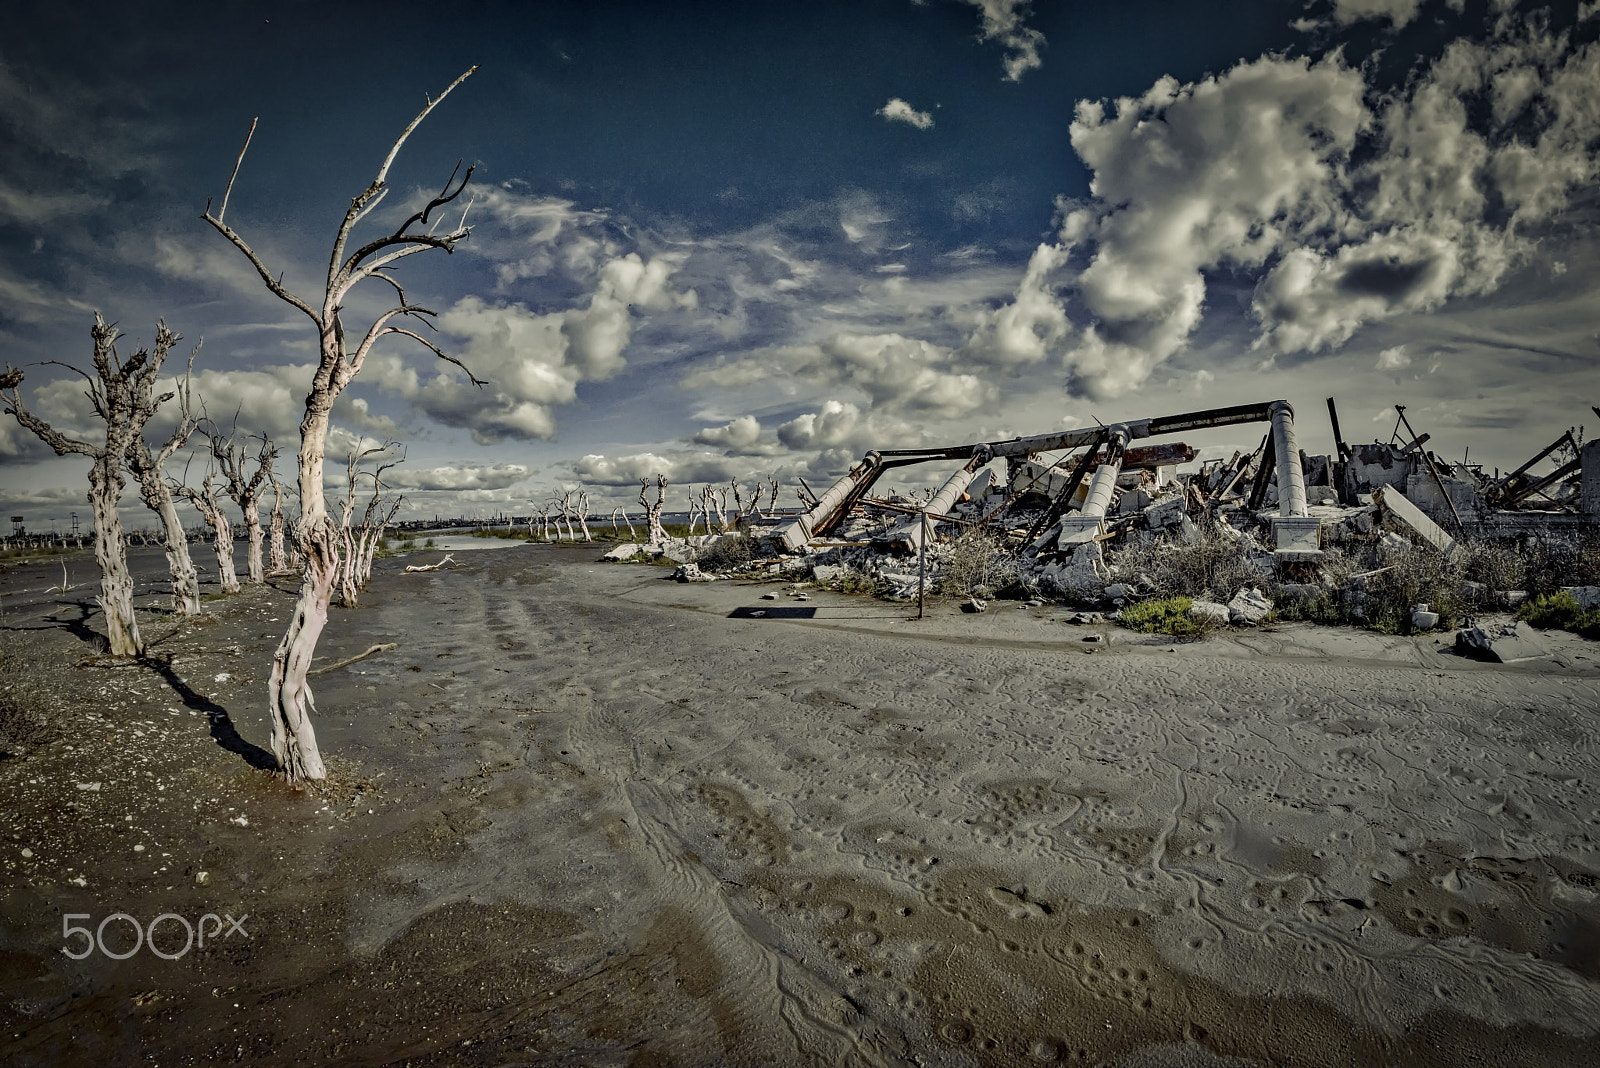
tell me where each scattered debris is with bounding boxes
[403,553,455,573]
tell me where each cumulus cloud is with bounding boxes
[385,462,531,492]
[690,415,784,456]
[878,98,934,129]
[978,13,1600,398]
[1376,344,1412,370]
[375,252,697,444]
[688,332,994,420]
[959,0,1047,81]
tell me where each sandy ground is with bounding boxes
[2,540,1599,1067]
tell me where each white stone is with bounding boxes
[812,563,846,584]
[602,543,644,561]
[1189,599,1230,625]
[1227,587,1274,625]
[1410,605,1441,631]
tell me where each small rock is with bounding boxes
[960,598,987,614]
[195,871,210,886]
[20,848,33,858]
[1410,604,1440,631]
[1189,599,1230,625]
[760,592,778,600]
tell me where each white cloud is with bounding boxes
[691,415,784,456]
[1376,344,1412,370]
[689,332,995,420]
[959,0,1047,81]
[878,98,934,130]
[375,252,697,444]
[977,13,1600,398]
[385,463,531,492]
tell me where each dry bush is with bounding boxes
[1512,532,1600,595]
[697,532,757,572]
[1114,517,1261,602]
[1362,545,1458,633]
[940,530,1019,597]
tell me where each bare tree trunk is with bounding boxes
[132,461,201,615]
[208,509,240,593]
[267,470,288,574]
[577,490,592,542]
[87,453,142,655]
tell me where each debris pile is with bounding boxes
[606,397,1600,634]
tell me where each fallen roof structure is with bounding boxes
[777,399,1325,562]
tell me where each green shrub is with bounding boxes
[1118,595,1205,637]
[1519,591,1581,629]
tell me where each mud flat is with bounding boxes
[2,542,1599,1066]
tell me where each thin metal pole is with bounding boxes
[918,507,927,619]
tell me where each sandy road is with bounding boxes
[3,541,1599,1065]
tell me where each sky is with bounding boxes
[2,0,1598,529]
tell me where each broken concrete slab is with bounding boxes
[673,563,715,582]
[603,542,645,561]
[1454,620,1548,663]
[1228,587,1274,625]
[1411,604,1441,631]
[1039,542,1108,598]
[1374,486,1456,555]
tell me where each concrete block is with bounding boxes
[1375,486,1456,555]
[1228,587,1274,625]
[1271,516,1323,561]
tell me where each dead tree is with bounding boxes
[266,468,290,574]
[575,489,593,541]
[175,469,241,594]
[708,483,729,532]
[611,506,635,539]
[124,331,204,616]
[639,475,668,544]
[355,447,405,588]
[764,478,780,517]
[202,68,482,781]
[211,427,277,584]
[0,315,185,655]
[555,489,576,540]
[727,478,764,531]
[686,485,705,536]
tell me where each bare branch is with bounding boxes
[200,213,321,324]
[375,327,486,387]
[216,117,258,225]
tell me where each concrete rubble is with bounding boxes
[602,396,1599,636]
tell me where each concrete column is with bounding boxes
[1269,400,1308,518]
[891,456,985,552]
[1055,427,1128,546]
[1583,439,1600,518]
[778,458,877,551]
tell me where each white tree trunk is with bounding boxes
[155,492,200,615]
[209,511,240,593]
[88,456,142,656]
[243,507,265,584]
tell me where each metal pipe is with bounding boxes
[1270,400,1308,518]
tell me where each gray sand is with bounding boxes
[2,541,1598,1065]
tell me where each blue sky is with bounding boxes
[3,0,1598,525]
